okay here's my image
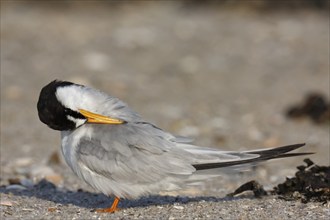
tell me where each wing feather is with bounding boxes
[76,123,196,186]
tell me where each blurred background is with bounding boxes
[1,1,329,195]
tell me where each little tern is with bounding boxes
[37,80,312,212]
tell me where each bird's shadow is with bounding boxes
[0,179,242,210]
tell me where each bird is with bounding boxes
[37,80,312,213]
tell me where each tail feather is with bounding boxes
[243,143,305,155]
[192,143,313,171]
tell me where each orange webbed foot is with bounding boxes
[96,197,120,213]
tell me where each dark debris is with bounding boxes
[286,92,330,124]
[273,159,330,203]
[227,180,268,198]
[228,159,330,203]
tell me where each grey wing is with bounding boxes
[76,123,197,187]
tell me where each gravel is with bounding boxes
[1,2,329,219]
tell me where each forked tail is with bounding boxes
[192,143,313,171]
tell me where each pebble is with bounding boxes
[20,179,34,188]
[8,178,21,185]
[173,205,184,210]
[9,157,34,168]
[213,134,227,145]
[28,165,63,185]
[47,151,61,165]
[30,165,55,178]
[21,208,34,212]
[248,127,264,141]
[257,167,268,180]
[6,184,27,191]
[0,200,15,207]
[262,137,280,147]
[48,207,58,212]
[45,174,63,186]
[7,157,34,175]
[8,178,34,188]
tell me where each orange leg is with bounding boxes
[96,197,120,213]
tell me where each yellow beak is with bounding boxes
[78,109,124,124]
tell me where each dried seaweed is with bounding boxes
[228,159,330,203]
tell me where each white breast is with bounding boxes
[60,127,93,176]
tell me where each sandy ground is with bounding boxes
[1,2,329,219]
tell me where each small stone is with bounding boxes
[0,200,15,207]
[45,174,63,186]
[20,179,34,188]
[8,178,34,188]
[6,184,27,190]
[213,134,227,145]
[262,137,280,147]
[30,165,55,178]
[8,178,21,185]
[21,208,34,211]
[11,157,34,168]
[48,207,58,212]
[173,205,184,210]
[248,127,264,141]
[48,151,61,165]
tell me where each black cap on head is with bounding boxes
[37,80,84,131]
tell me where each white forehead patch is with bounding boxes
[55,84,107,112]
[56,85,84,111]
